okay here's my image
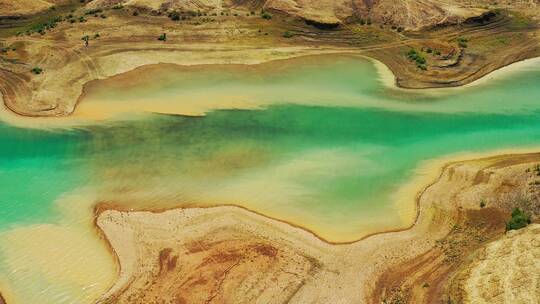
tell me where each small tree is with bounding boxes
[158,33,167,41]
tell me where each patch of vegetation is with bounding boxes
[533,164,540,176]
[169,11,181,21]
[283,31,294,38]
[158,33,167,41]
[85,8,103,15]
[407,48,427,70]
[112,5,124,10]
[508,12,535,30]
[457,37,468,48]
[24,16,64,35]
[261,11,272,20]
[31,67,43,75]
[480,200,486,208]
[506,208,531,231]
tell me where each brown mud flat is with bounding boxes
[0,3,538,118]
[95,152,540,303]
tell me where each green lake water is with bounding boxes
[1,55,540,303]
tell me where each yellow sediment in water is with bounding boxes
[1,53,540,303]
[0,190,116,304]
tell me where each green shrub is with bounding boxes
[457,37,468,48]
[506,208,531,231]
[85,8,103,15]
[261,12,272,20]
[112,5,124,10]
[31,67,43,75]
[283,31,293,38]
[407,49,428,70]
[407,49,426,64]
[169,11,181,21]
[158,33,167,41]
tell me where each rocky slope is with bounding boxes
[0,0,71,17]
[85,0,486,30]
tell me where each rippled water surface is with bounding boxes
[1,55,540,303]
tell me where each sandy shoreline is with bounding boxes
[372,54,540,92]
[95,150,540,303]
[96,145,540,245]
[1,50,540,128]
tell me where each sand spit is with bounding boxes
[96,152,540,303]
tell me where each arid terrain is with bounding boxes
[0,0,539,117]
[1,1,540,304]
[92,152,540,303]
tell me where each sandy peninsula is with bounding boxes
[94,152,540,303]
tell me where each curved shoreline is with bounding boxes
[373,55,540,92]
[94,146,540,247]
[1,50,540,128]
[95,150,540,303]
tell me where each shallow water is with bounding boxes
[1,55,540,303]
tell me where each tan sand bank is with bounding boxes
[96,152,540,303]
[448,224,540,303]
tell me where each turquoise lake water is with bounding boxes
[2,55,540,303]
[1,56,540,238]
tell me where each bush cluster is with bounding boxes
[407,49,427,70]
[457,37,468,48]
[31,67,43,75]
[506,208,531,231]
